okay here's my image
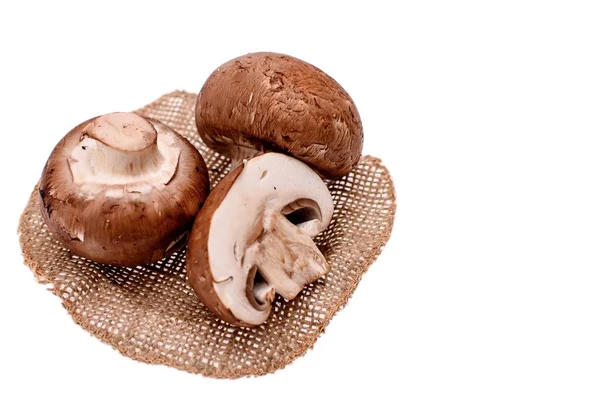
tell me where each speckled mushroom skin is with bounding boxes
[186,165,253,327]
[195,52,363,178]
[39,118,210,267]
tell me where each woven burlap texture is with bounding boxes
[18,91,396,378]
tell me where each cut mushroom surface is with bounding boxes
[39,112,209,266]
[186,152,334,327]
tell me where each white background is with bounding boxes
[1,1,599,399]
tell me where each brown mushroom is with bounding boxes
[195,52,363,178]
[39,112,210,266]
[186,152,333,327]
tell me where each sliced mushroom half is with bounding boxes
[186,152,334,327]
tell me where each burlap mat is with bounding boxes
[18,91,396,378]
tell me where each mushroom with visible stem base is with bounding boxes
[39,112,209,266]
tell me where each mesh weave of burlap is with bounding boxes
[18,91,396,378]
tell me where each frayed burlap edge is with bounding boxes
[18,91,396,378]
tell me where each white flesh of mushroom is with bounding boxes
[68,113,181,197]
[208,153,334,326]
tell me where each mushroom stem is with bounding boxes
[73,139,164,182]
[68,113,180,187]
[244,211,329,300]
[85,112,158,152]
[229,145,263,171]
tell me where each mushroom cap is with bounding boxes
[186,152,333,327]
[39,113,210,266]
[195,52,363,178]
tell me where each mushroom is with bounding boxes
[195,51,363,179]
[186,152,333,327]
[39,112,210,266]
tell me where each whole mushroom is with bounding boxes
[195,51,363,178]
[186,153,333,327]
[39,112,210,266]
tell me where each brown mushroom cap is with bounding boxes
[195,52,363,178]
[186,152,333,327]
[39,112,210,266]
